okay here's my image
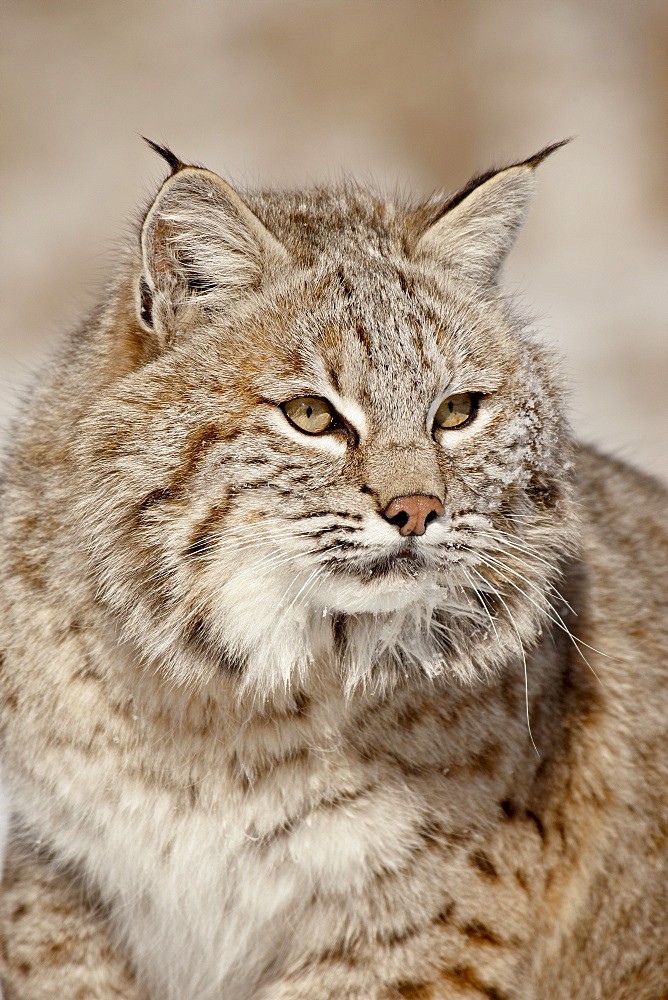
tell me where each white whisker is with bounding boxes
[467,564,538,756]
[471,550,605,687]
[460,567,501,643]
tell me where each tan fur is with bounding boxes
[1,145,666,999]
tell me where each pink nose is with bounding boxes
[382,495,444,536]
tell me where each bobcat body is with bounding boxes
[0,143,666,999]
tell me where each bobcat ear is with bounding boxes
[412,140,569,284]
[139,159,289,330]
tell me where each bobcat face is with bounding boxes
[75,146,576,694]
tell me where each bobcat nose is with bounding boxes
[382,495,445,536]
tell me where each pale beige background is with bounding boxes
[2,0,667,479]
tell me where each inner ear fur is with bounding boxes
[411,140,569,284]
[139,165,290,329]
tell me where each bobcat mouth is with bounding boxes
[326,545,429,582]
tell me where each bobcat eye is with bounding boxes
[433,392,476,430]
[281,396,335,435]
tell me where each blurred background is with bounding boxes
[2,0,666,479]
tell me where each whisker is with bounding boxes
[471,551,605,687]
[472,530,576,613]
[467,564,538,756]
[477,530,558,571]
[183,548,320,625]
[460,567,501,642]
[474,549,607,655]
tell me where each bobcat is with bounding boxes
[0,140,666,1000]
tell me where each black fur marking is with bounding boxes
[379,920,425,948]
[139,277,153,327]
[321,540,358,553]
[428,138,571,226]
[468,850,499,880]
[523,138,573,168]
[442,968,508,1000]
[186,272,221,295]
[396,269,413,295]
[335,265,354,300]
[307,525,360,537]
[461,920,503,946]
[526,474,559,510]
[185,533,214,559]
[525,809,546,840]
[183,615,240,672]
[135,487,177,517]
[435,901,456,924]
[500,799,516,819]
[142,137,187,174]
[354,320,371,353]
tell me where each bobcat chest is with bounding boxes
[106,744,417,1000]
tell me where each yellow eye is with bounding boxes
[434,392,476,430]
[281,396,335,435]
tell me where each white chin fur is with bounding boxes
[313,572,440,615]
[199,547,446,695]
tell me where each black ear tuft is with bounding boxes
[141,137,186,175]
[436,138,572,219]
[522,138,573,169]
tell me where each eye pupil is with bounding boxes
[433,392,476,431]
[281,396,335,435]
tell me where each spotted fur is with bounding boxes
[0,146,666,999]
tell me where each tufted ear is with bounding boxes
[138,144,289,331]
[412,140,569,284]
